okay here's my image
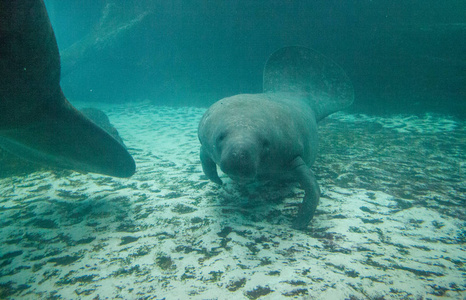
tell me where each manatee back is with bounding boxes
[263,46,354,121]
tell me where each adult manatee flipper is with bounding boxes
[200,146,223,185]
[0,0,135,177]
[289,156,320,229]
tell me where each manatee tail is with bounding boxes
[0,93,136,178]
[0,0,135,178]
[263,46,354,121]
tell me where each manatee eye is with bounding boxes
[261,139,270,159]
[216,131,227,144]
[262,139,270,149]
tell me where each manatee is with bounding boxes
[0,0,135,177]
[198,46,354,229]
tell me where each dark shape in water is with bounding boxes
[0,0,135,177]
[59,1,152,79]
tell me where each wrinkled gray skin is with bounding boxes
[198,46,354,229]
[0,0,135,177]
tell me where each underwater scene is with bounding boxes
[0,1,465,299]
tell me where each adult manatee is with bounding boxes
[0,0,135,177]
[198,46,354,229]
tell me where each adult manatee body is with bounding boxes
[198,46,354,229]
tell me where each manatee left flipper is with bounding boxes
[200,146,222,185]
[290,156,320,229]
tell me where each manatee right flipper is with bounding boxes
[200,146,222,185]
[289,156,320,229]
[0,0,135,177]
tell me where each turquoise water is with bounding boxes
[44,0,466,116]
[1,1,465,298]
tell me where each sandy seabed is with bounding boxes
[0,102,464,299]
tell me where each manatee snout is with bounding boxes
[219,141,259,181]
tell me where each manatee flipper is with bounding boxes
[289,156,320,229]
[263,46,354,121]
[0,0,135,177]
[200,146,222,185]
